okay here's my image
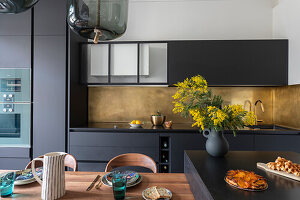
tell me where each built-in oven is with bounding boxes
[0,69,31,147]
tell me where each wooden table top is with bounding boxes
[1,171,194,200]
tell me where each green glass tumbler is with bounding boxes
[0,172,16,197]
[112,174,127,200]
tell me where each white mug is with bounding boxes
[32,152,67,200]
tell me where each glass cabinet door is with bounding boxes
[83,42,168,85]
[139,43,168,84]
[84,44,109,84]
[110,44,138,83]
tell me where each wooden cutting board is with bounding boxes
[257,162,300,182]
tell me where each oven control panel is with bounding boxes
[2,93,15,113]
[2,104,14,113]
[3,94,14,102]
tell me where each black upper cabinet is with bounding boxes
[168,40,288,86]
[34,0,67,35]
[0,8,31,68]
[0,36,31,68]
[0,9,31,36]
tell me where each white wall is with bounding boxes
[273,0,300,85]
[117,0,274,41]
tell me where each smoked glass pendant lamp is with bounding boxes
[0,0,39,14]
[67,0,128,43]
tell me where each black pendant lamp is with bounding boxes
[0,0,39,14]
[67,0,129,43]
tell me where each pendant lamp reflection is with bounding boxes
[67,0,128,43]
[0,0,39,14]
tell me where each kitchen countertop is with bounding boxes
[184,150,300,200]
[69,123,300,135]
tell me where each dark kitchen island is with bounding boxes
[184,150,300,200]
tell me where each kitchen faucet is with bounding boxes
[254,100,264,125]
[244,100,252,112]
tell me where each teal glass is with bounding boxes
[0,172,16,197]
[0,0,39,13]
[67,0,128,41]
[112,174,127,200]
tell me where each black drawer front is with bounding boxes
[225,134,254,151]
[255,135,300,153]
[0,147,30,158]
[0,158,30,170]
[70,132,158,147]
[70,146,158,162]
[78,162,107,172]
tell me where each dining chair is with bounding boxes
[105,153,157,173]
[25,154,78,171]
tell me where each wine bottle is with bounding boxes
[163,141,168,148]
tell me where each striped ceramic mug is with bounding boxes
[32,152,67,200]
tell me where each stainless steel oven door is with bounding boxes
[0,103,30,147]
[0,68,31,103]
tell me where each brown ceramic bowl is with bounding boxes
[164,121,173,128]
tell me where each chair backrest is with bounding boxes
[105,153,157,173]
[25,154,78,171]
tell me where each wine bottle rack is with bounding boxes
[159,136,170,173]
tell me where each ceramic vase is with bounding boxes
[202,129,229,157]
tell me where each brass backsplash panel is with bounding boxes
[273,85,300,129]
[88,86,273,124]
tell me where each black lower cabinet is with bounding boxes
[255,135,300,153]
[68,131,299,173]
[77,162,108,172]
[0,158,30,170]
[170,133,205,173]
[70,132,159,172]
[0,147,31,170]
[225,134,255,151]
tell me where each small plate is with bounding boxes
[15,168,43,186]
[102,173,142,188]
[142,187,172,200]
[224,177,268,192]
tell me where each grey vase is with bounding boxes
[202,129,229,157]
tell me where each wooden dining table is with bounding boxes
[0,171,194,200]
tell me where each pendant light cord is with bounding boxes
[94,0,103,44]
[97,0,100,27]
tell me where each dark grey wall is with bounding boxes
[68,31,88,129]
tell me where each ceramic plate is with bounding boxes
[102,173,142,188]
[142,187,172,200]
[15,168,43,186]
[129,123,143,128]
[224,177,268,192]
[105,171,139,185]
